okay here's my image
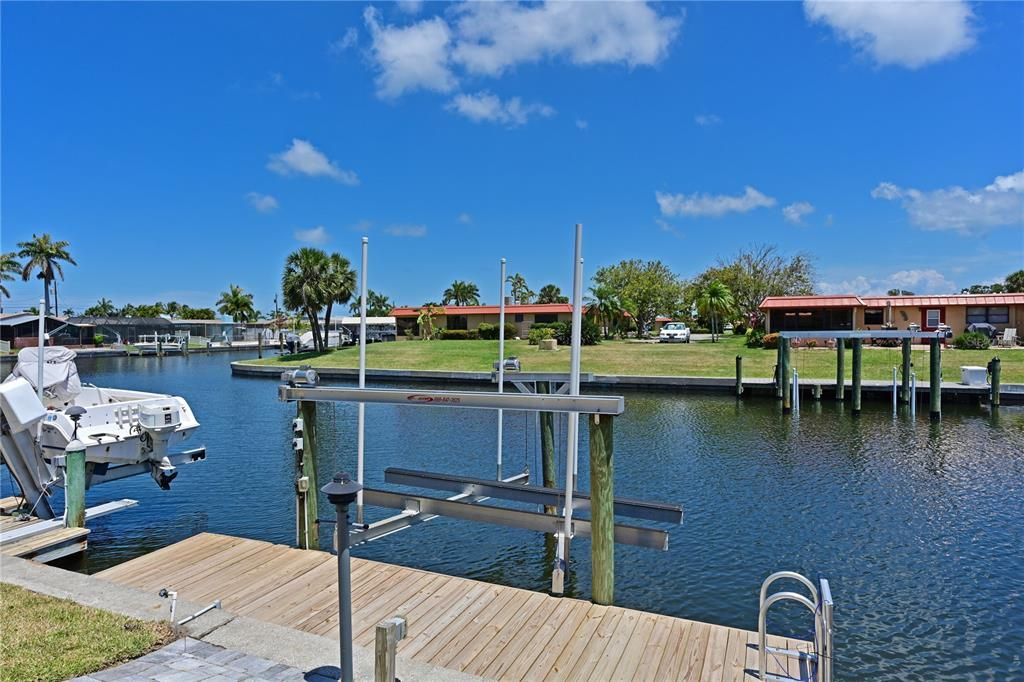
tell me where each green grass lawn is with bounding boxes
[0,583,176,682]
[243,335,1023,383]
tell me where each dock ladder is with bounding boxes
[758,571,833,681]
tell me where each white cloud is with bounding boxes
[329,28,359,55]
[575,119,589,130]
[782,201,815,224]
[446,91,554,127]
[363,7,456,99]
[457,212,472,224]
[267,139,359,185]
[350,219,373,233]
[397,0,423,14]
[695,114,721,127]
[246,192,278,213]
[361,2,681,99]
[818,269,955,295]
[384,224,427,237]
[295,225,330,244]
[804,0,975,69]
[655,218,682,238]
[871,171,1024,234]
[656,186,776,218]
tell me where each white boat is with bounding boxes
[134,333,188,354]
[0,347,204,520]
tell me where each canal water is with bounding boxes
[2,350,1022,679]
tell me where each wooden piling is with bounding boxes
[588,413,614,606]
[990,357,1001,407]
[374,616,406,682]
[297,401,319,549]
[780,338,791,413]
[813,384,822,401]
[835,338,845,401]
[257,334,263,359]
[851,338,863,415]
[900,338,912,404]
[775,344,783,398]
[64,440,86,528]
[735,356,744,397]
[929,338,942,421]
[157,338,163,357]
[537,382,557,515]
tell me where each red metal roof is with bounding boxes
[861,294,1024,307]
[760,296,863,309]
[390,303,574,317]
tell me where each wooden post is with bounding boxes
[374,616,406,682]
[851,339,863,415]
[588,413,614,606]
[835,338,845,401]
[812,384,822,401]
[297,401,319,549]
[775,344,783,398]
[157,338,163,357]
[990,357,1001,407]
[900,338,912,404]
[257,333,263,359]
[929,337,942,421]
[64,440,86,528]
[781,338,791,413]
[735,356,744,397]
[537,382,557,515]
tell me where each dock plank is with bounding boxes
[96,533,809,681]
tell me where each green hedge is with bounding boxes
[439,329,479,340]
[477,322,518,340]
[952,331,990,350]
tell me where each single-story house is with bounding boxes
[65,316,175,344]
[390,304,574,337]
[0,313,68,348]
[760,293,1024,337]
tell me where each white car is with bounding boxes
[658,322,691,343]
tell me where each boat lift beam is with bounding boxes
[278,386,624,415]
[776,330,950,339]
[384,467,683,525]
[361,488,668,550]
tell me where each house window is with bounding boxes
[965,306,1008,324]
[864,309,884,325]
[447,315,468,330]
[966,307,987,323]
[514,313,524,323]
[534,313,558,324]
[926,309,941,328]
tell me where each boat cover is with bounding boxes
[2,346,82,401]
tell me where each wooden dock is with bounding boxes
[97,533,811,681]
[0,496,89,562]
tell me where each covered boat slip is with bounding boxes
[97,533,811,681]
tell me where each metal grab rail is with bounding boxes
[758,571,833,682]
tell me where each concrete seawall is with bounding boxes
[230,361,1023,404]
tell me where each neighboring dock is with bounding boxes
[0,496,137,563]
[97,533,810,681]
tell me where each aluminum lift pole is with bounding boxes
[356,236,368,522]
[497,258,506,479]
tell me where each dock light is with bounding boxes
[281,367,319,387]
[65,405,86,440]
[322,472,362,682]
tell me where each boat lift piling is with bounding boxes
[835,338,845,402]
[901,338,912,404]
[851,338,863,415]
[780,338,791,413]
[990,357,1001,407]
[929,337,942,421]
[735,355,744,397]
[537,381,557,515]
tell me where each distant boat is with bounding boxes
[134,333,187,354]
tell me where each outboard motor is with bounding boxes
[139,400,182,489]
[285,333,301,354]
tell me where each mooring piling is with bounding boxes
[835,338,845,402]
[780,338,791,413]
[537,381,557,515]
[851,338,863,415]
[990,356,1001,408]
[63,440,86,528]
[735,355,744,397]
[295,401,319,549]
[257,334,263,359]
[900,338,912,404]
[588,412,614,606]
[929,338,942,421]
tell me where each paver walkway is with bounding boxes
[71,638,338,682]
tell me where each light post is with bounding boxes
[322,471,362,682]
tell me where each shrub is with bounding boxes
[732,322,747,335]
[528,327,554,345]
[805,339,817,349]
[872,337,900,347]
[745,328,766,348]
[552,319,601,346]
[952,331,990,350]
[93,334,105,347]
[761,333,779,350]
[476,322,518,340]
[439,329,477,340]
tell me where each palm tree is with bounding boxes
[537,284,568,304]
[17,234,76,315]
[442,280,481,306]
[63,307,75,317]
[697,280,735,342]
[585,286,626,339]
[282,247,330,351]
[217,284,257,323]
[349,289,394,317]
[506,273,534,304]
[1,252,20,299]
[322,252,357,347]
[85,298,117,316]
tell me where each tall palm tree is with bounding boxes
[322,252,357,347]
[0,252,20,299]
[442,280,481,306]
[506,273,534,304]
[349,289,394,317]
[537,284,568,304]
[85,298,116,316]
[217,284,257,323]
[697,280,735,343]
[17,234,76,315]
[585,286,626,339]
[282,247,330,351]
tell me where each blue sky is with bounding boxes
[2,1,1022,316]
